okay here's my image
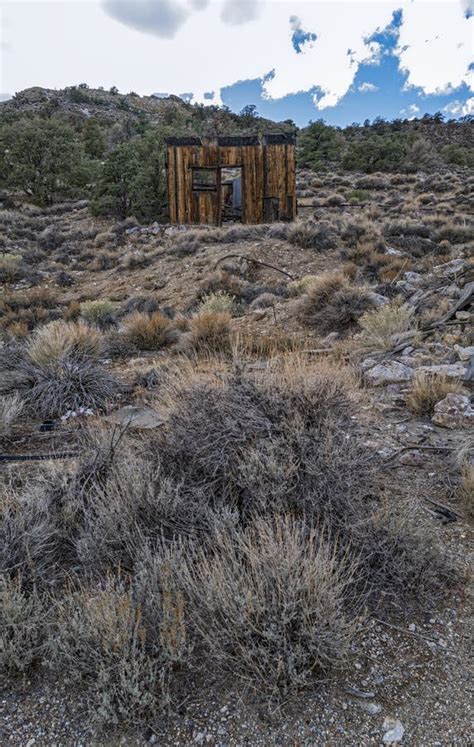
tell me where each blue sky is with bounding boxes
[1,1,473,127]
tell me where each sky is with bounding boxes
[0,0,473,126]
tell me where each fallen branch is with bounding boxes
[215,254,296,281]
[383,444,455,463]
[0,452,78,463]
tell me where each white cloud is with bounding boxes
[400,103,420,118]
[358,81,378,92]
[221,0,263,25]
[443,96,474,114]
[396,2,473,95]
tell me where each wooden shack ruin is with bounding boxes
[166,133,296,225]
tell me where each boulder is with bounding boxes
[403,271,423,285]
[365,361,414,386]
[417,362,467,379]
[432,394,474,430]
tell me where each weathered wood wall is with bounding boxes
[166,134,295,225]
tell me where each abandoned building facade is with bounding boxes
[166,133,296,226]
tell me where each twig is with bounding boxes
[215,253,296,280]
[383,445,455,463]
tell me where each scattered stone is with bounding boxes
[398,449,424,466]
[359,702,382,715]
[104,405,164,429]
[454,344,474,362]
[368,291,390,307]
[431,394,474,430]
[455,310,472,321]
[403,271,423,285]
[382,718,405,743]
[364,361,414,386]
[433,258,466,277]
[344,686,375,699]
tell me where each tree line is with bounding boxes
[0,100,472,220]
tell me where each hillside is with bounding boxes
[0,85,295,136]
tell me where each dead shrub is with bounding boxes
[355,175,390,190]
[52,576,168,726]
[180,517,360,696]
[185,311,232,355]
[198,270,245,299]
[121,250,150,269]
[384,220,431,239]
[296,273,374,334]
[123,312,178,351]
[288,221,338,251]
[91,250,117,271]
[435,221,472,244]
[0,575,49,676]
[406,373,466,417]
[358,302,416,352]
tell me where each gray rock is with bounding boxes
[382,718,405,743]
[365,361,414,386]
[399,449,424,466]
[432,394,474,430]
[368,291,390,308]
[104,406,164,429]
[417,362,467,379]
[403,271,423,285]
[456,310,472,321]
[454,345,474,362]
[360,702,382,715]
[439,283,461,298]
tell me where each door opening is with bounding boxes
[220,167,242,223]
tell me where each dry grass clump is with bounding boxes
[198,270,246,299]
[27,320,104,366]
[0,339,117,419]
[0,253,23,282]
[358,302,416,352]
[185,311,232,355]
[384,219,431,239]
[199,291,235,315]
[180,518,359,696]
[0,394,24,437]
[288,220,338,251]
[120,249,150,269]
[80,299,116,327]
[406,373,466,417]
[122,311,177,351]
[355,175,390,190]
[434,221,472,244]
[296,272,374,334]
